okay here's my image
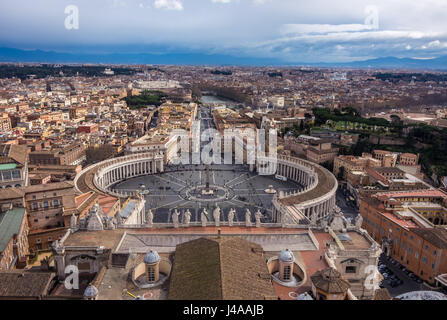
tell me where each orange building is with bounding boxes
[360,190,447,284]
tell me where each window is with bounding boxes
[434,250,438,256]
[408,247,413,253]
[147,267,156,283]
[402,243,406,249]
[33,203,38,211]
[410,235,414,240]
[54,200,59,207]
[425,245,430,251]
[422,257,427,264]
[12,170,21,179]
[432,263,435,270]
[43,201,49,209]
[2,171,11,180]
[415,252,419,259]
[283,266,292,280]
[345,266,357,274]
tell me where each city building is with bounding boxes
[0,207,29,270]
[0,144,29,189]
[360,190,447,284]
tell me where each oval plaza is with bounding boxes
[63,125,383,301]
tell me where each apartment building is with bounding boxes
[360,190,447,284]
[24,181,77,252]
[0,144,29,189]
[29,142,85,166]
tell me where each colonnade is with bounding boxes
[271,155,338,225]
[91,152,165,194]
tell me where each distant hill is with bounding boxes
[326,56,447,70]
[0,47,283,66]
[0,47,446,70]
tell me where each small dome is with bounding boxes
[84,284,98,297]
[144,250,160,264]
[279,249,295,262]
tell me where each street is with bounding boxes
[336,187,358,221]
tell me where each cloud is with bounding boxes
[154,0,183,10]
[1,0,447,63]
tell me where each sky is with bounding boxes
[1,0,447,63]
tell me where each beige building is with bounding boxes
[24,182,77,252]
[333,154,381,180]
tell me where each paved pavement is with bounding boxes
[378,254,429,296]
[336,187,358,220]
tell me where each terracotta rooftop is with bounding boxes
[0,272,55,298]
[310,268,350,294]
[168,237,277,300]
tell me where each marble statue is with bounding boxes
[329,210,346,232]
[213,206,221,227]
[228,208,235,227]
[201,209,208,227]
[172,209,180,228]
[184,209,192,227]
[146,209,154,226]
[255,209,263,228]
[311,211,318,226]
[245,209,252,227]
